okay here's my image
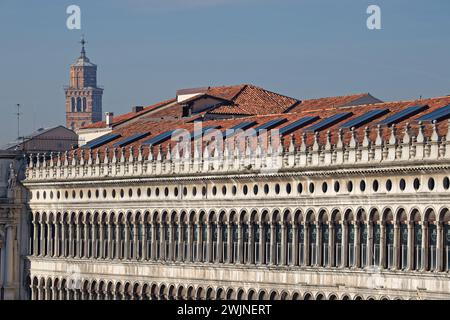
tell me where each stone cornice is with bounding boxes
[24,163,450,188]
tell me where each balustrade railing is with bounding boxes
[26,121,450,182]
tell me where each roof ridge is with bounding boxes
[247,84,300,103]
[301,92,370,102]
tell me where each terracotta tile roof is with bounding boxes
[208,84,299,115]
[80,98,177,129]
[287,93,382,113]
[80,84,298,129]
[77,95,450,162]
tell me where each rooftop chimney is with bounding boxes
[132,106,144,113]
[105,112,114,126]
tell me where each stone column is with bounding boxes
[99,223,104,259]
[421,223,428,271]
[5,225,15,286]
[133,223,139,260]
[115,223,121,259]
[84,222,89,259]
[259,223,265,265]
[196,223,203,262]
[160,223,166,261]
[329,223,335,268]
[54,221,60,257]
[437,223,443,272]
[40,220,45,257]
[407,223,414,271]
[367,223,373,267]
[280,223,287,265]
[61,222,66,257]
[177,223,184,262]
[248,223,254,264]
[354,223,360,268]
[304,224,310,266]
[186,223,193,262]
[69,223,74,258]
[292,223,298,266]
[33,221,39,256]
[227,223,233,263]
[217,223,223,263]
[379,223,386,269]
[124,223,130,260]
[107,223,113,259]
[76,222,81,258]
[142,223,148,261]
[237,223,243,264]
[341,223,347,268]
[269,223,276,265]
[167,222,174,261]
[31,286,36,301]
[206,222,212,263]
[393,223,399,270]
[151,224,157,260]
[91,222,96,259]
[47,222,52,257]
[316,224,322,267]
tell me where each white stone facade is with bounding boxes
[22,120,450,300]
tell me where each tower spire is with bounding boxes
[80,35,87,59]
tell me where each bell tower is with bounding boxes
[65,37,103,131]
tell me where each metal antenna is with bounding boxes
[16,103,21,140]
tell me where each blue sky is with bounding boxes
[1,0,450,145]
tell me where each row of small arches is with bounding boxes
[31,206,450,225]
[29,277,404,301]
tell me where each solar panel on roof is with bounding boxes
[83,133,121,149]
[278,116,320,136]
[248,118,288,136]
[223,121,257,138]
[379,105,428,126]
[417,104,450,122]
[305,112,353,132]
[113,132,151,148]
[142,130,176,146]
[340,109,389,129]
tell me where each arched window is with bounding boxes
[76,97,82,112]
[71,97,76,112]
[82,97,87,112]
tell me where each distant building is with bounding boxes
[65,38,103,131]
[0,150,27,300]
[1,126,78,154]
